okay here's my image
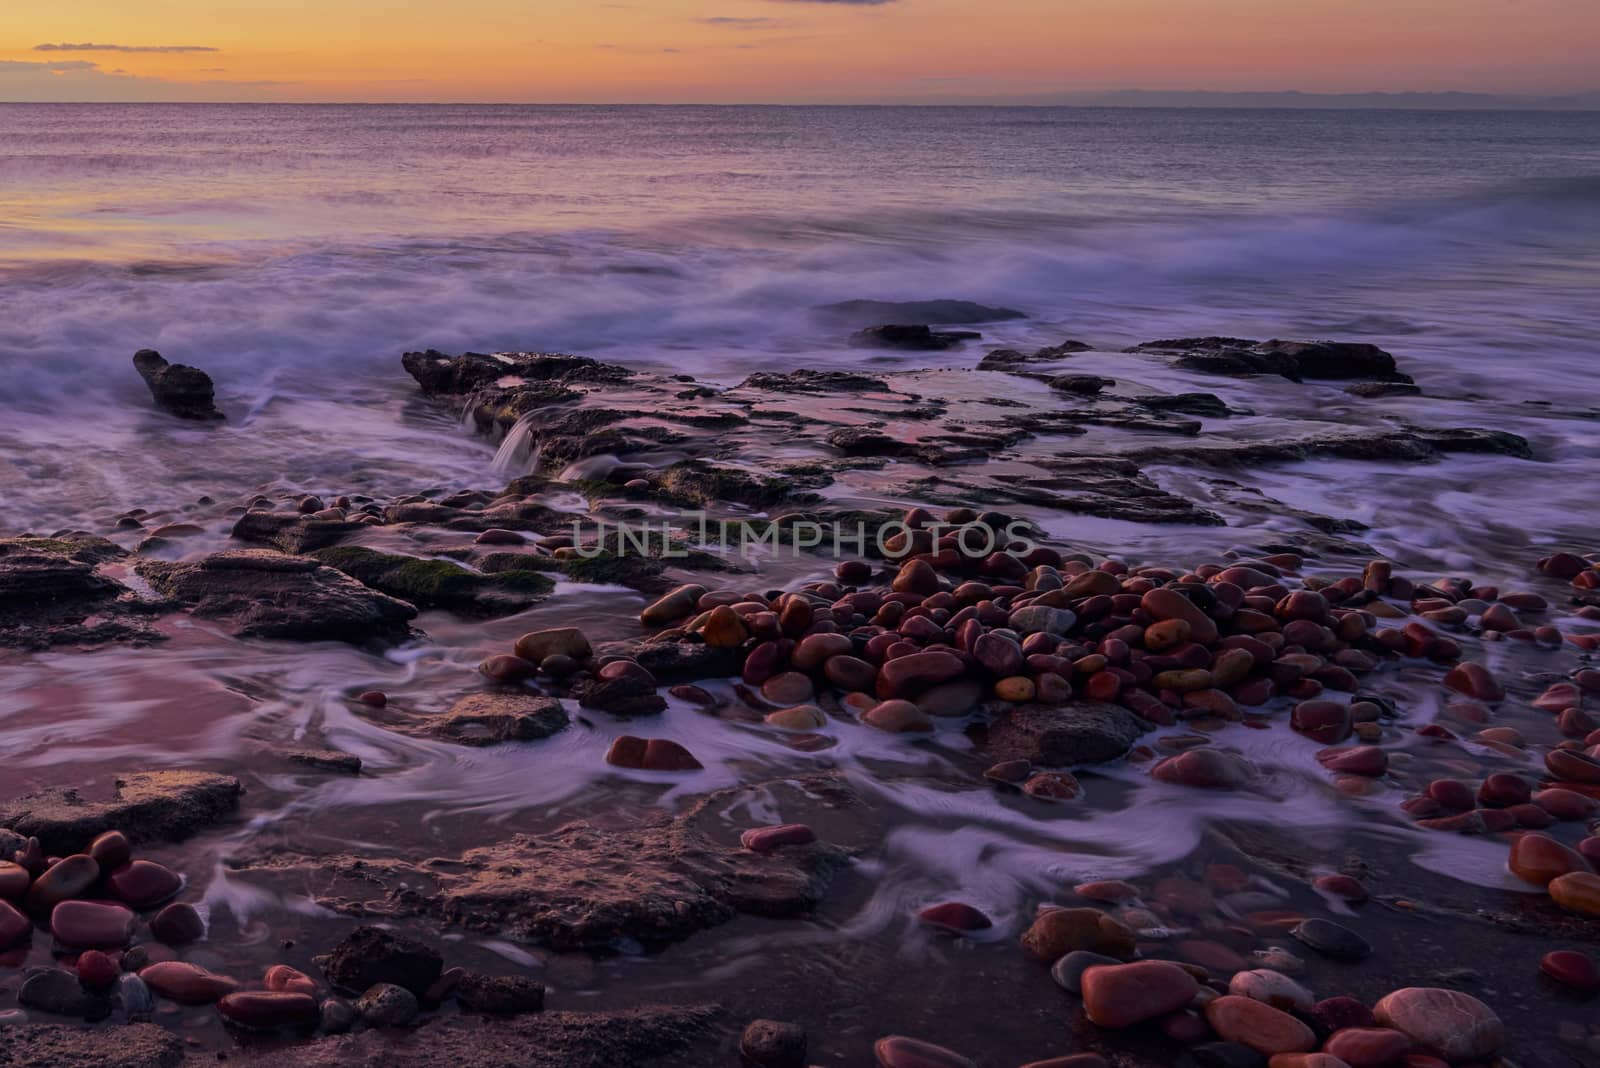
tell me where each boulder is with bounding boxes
[132,348,223,420]
[985,702,1150,766]
[0,770,242,853]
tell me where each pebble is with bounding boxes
[50,900,135,950]
[1204,995,1316,1055]
[0,861,28,901]
[1549,871,1600,915]
[87,830,132,871]
[357,981,419,1027]
[740,1019,808,1068]
[1508,832,1588,886]
[917,902,993,934]
[1074,880,1138,902]
[107,859,182,908]
[1372,987,1502,1061]
[512,626,592,664]
[765,704,827,730]
[149,902,205,944]
[873,1035,975,1068]
[1291,700,1351,744]
[320,996,357,1033]
[1080,960,1199,1027]
[116,973,154,1020]
[863,699,933,733]
[19,968,110,1020]
[265,964,320,996]
[1228,969,1314,1012]
[1049,950,1120,993]
[1540,949,1600,992]
[1309,996,1375,1033]
[604,735,702,771]
[1152,748,1254,790]
[0,900,30,949]
[139,960,240,1003]
[1019,908,1135,961]
[24,854,100,913]
[740,824,817,854]
[1322,1028,1411,1067]
[1289,918,1371,961]
[76,949,120,989]
[218,990,320,1028]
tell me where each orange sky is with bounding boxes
[1,0,1595,103]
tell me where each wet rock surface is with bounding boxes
[0,771,242,853]
[132,349,224,421]
[0,1023,184,1066]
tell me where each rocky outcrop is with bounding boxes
[0,1023,185,1067]
[132,349,223,421]
[309,547,553,617]
[0,535,151,648]
[985,701,1152,767]
[1128,336,1411,383]
[427,692,571,746]
[0,770,242,853]
[813,298,1025,328]
[136,550,417,642]
[849,324,980,351]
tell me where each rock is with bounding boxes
[1204,995,1316,1056]
[1228,970,1314,1013]
[265,964,319,995]
[1545,748,1600,784]
[1008,605,1077,636]
[1316,745,1388,777]
[76,949,120,989]
[323,926,444,997]
[863,699,933,732]
[985,701,1149,766]
[765,704,828,731]
[455,972,546,1015]
[1372,988,1502,1061]
[851,324,980,351]
[49,900,135,949]
[136,550,416,643]
[24,854,99,913]
[320,996,357,1034]
[1142,588,1219,643]
[917,902,993,934]
[139,960,239,1004]
[1152,748,1254,790]
[873,1035,977,1067]
[0,860,29,901]
[1321,1028,1411,1067]
[1019,907,1135,961]
[0,900,31,948]
[1508,832,1588,886]
[132,348,223,421]
[1310,996,1376,1034]
[740,824,818,854]
[740,1018,808,1068]
[0,1022,182,1065]
[878,652,966,697]
[1290,700,1351,744]
[814,299,1026,328]
[605,736,703,770]
[218,990,320,1029]
[106,859,182,908]
[1022,771,1082,800]
[275,790,848,952]
[149,902,205,944]
[0,771,242,854]
[1442,662,1502,702]
[87,830,132,870]
[641,585,704,625]
[19,968,111,1020]
[430,692,571,746]
[116,973,156,1020]
[514,627,593,663]
[1289,918,1371,961]
[357,982,420,1027]
[1540,949,1600,992]
[1079,960,1200,1027]
[1549,871,1600,915]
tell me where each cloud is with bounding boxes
[768,0,896,4]
[0,58,291,101]
[34,42,219,54]
[698,16,783,26]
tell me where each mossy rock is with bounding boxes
[310,546,552,617]
[649,461,799,509]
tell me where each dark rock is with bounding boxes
[1047,375,1115,395]
[18,968,112,1020]
[323,926,444,997]
[136,550,417,643]
[310,546,553,617]
[402,349,632,397]
[650,461,795,509]
[0,536,151,650]
[850,324,980,351]
[1129,336,1411,384]
[813,299,1025,328]
[0,1022,183,1066]
[1289,918,1372,961]
[357,982,419,1027]
[609,639,744,684]
[736,369,891,394]
[570,675,667,716]
[985,701,1151,767]
[740,1018,807,1068]
[825,426,918,457]
[1134,392,1232,417]
[230,511,364,554]
[0,771,241,853]
[132,349,223,421]
[1346,381,1422,398]
[454,972,546,1015]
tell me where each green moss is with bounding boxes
[310,546,550,616]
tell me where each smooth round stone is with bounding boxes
[1290,918,1371,961]
[1204,995,1315,1056]
[149,902,205,945]
[740,1018,807,1068]
[107,860,182,908]
[1540,949,1600,992]
[140,960,240,1004]
[84,831,132,873]
[1313,874,1367,902]
[1019,908,1134,961]
[1372,988,1502,1061]
[356,981,418,1027]
[761,672,814,706]
[863,699,933,733]
[1323,1027,1411,1067]
[24,854,99,913]
[1477,772,1531,808]
[1080,960,1199,1028]
[1251,947,1305,976]
[1151,748,1254,790]
[1228,969,1314,1013]
[765,704,827,731]
[824,655,877,693]
[1310,996,1376,1034]
[1291,700,1351,744]
[917,902,993,934]
[116,973,155,1020]
[477,654,536,683]
[319,996,356,1033]
[265,964,320,996]
[740,824,817,854]
[1508,833,1588,886]
[1074,880,1139,903]
[50,900,135,950]
[0,861,29,902]
[1188,1041,1264,1068]
[873,1035,976,1068]
[1536,788,1598,821]
[1549,871,1600,916]
[76,949,120,989]
[1316,746,1387,777]
[1050,950,1120,994]
[219,990,320,1029]
[18,968,110,1020]
[0,900,30,949]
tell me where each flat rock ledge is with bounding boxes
[0,1022,184,1068]
[136,549,417,643]
[985,701,1152,767]
[242,787,850,952]
[0,770,242,854]
[230,1004,721,1068]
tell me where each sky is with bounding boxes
[1,0,1596,104]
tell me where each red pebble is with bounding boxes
[76,949,120,989]
[1541,949,1600,992]
[917,902,994,934]
[739,824,817,854]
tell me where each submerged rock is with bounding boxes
[0,770,241,853]
[0,535,152,649]
[850,324,980,351]
[132,348,224,420]
[310,546,554,617]
[323,926,444,997]
[136,550,417,642]
[428,692,571,747]
[985,702,1150,767]
[813,299,1025,328]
